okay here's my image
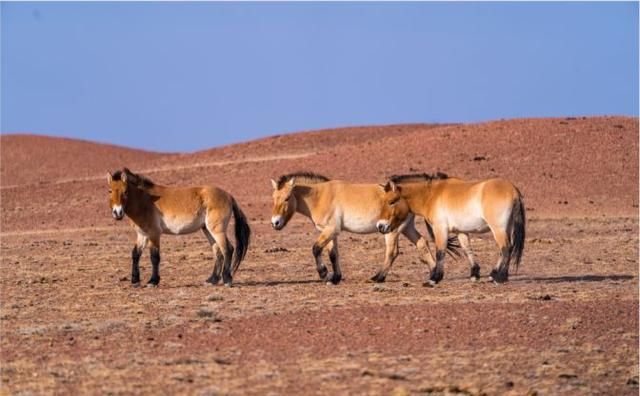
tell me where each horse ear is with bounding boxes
[389,181,398,192]
[288,177,295,187]
[121,172,128,183]
[378,183,387,192]
[107,173,113,184]
[270,179,278,190]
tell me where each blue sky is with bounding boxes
[2,2,638,152]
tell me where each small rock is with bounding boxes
[264,247,289,253]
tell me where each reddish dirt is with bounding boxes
[1,116,638,394]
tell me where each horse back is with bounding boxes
[433,178,520,228]
[308,181,384,230]
[152,185,232,217]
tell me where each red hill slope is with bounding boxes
[1,116,637,232]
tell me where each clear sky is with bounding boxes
[2,2,638,152]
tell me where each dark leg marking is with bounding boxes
[313,244,328,279]
[470,263,481,280]
[148,247,161,286]
[327,249,342,284]
[429,250,445,283]
[131,246,141,284]
[490,247,511,283]
[222,245,233,286]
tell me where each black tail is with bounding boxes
[425,221,463,259]
[231,198,251,274]
[508,191,526,272]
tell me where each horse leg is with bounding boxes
[131,233,148,285]
[209,230,233,287]
[326,238,342,285]
[370,231,400,283]
[400,220,437,272]
[312,228,337,281]
[146,235,161,287]
[488,227,510,283]
[425,226,448,286]
[458,233,480,281]
[202,228,223,285]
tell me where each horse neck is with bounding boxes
[401,182,435,218]
[292,185,316,219]
[124,184,151,224]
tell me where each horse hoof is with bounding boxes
[489,269,508,284]
[131,282,141,288]
[325,273,342,285]
[145,283,158,288]
[470,276,480,282]
[370,273,386,283]
[318,267,329,280]
[224,282,233,288]
[423,280,437,288]
[470,265,481,280]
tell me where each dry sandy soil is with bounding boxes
[1,116,638,395]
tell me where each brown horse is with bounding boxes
[270,172,459,284]
[107,168,250,287]
[377,173,525,285]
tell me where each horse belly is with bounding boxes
[446,206,490,234]
[342,216,377,234]
[162,216,204,235]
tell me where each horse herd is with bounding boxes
[107,168,525,288]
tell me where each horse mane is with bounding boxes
[276,171,330,188]
[120,168,155,189]
[389,172,449,184]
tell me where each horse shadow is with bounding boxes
[158,278,324,289]
[235,279,325,287]
[514,274,635,284]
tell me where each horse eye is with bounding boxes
[108,190,112,194]
[389,199,399,206]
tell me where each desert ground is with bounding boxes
[1,116,638,395]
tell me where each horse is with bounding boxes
[107,168,251,287]
[269,172,460,284]
[376,173,525,285]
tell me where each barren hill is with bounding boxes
[1,116,637,232]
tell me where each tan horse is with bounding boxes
[270,172,459,284]
[377,173,525,285]
[107,168,250,287]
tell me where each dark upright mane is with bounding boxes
[121,168,155,189]
[276,171,330,188]
[389,172,449,184]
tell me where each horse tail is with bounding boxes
[231,198,251,274]
[424,220,462,259]
[508,189,526,272]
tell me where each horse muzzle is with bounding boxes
[376,221,392,234]
[271,216,285,230]
[112,206,124,220]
